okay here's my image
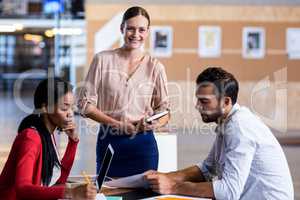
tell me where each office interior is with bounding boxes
[0,0,299,199]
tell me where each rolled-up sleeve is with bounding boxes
[77,54,101,116]
[151,62,169,112]
[197,139,217,181]
[212,123,256,200]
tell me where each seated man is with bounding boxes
[145,67,294,200]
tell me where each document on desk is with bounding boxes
[103,173,148,188]
[96,193,106,200]
[141,194,211,200]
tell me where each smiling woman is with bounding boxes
[77,6,170,177]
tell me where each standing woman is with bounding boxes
[0,78,97,200]
[78,6,170,177]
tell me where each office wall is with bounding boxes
[84,4,300,131]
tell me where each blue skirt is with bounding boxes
[96,125,158,177]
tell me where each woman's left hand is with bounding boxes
[135,118,159,132]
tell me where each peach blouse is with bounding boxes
[78,49,169,122]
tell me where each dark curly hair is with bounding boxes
[196,67,239,104]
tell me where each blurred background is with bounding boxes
[0,0,299,199]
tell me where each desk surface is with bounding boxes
[101,188,211,200]
[68,176,208,200]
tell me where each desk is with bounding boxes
[101,188,211,200]
[68,176,160,199]
[68,176,210,200]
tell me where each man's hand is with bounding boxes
[144,170,179,195]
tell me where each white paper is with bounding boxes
[104,173,148,188]
[96,193,107,200]
[141,194,211,200]
[59,193,107,200]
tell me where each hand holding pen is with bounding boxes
[64,171,97,200]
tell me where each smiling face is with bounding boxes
[47,92,75,129]
[121,15,149,50]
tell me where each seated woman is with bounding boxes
[0,78,97,200]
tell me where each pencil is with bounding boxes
[81,171,91,185]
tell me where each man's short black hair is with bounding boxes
[196,67,239,105]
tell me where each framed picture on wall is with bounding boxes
[286,28,300,59]
[198,26,222,58]
[242,27,265,59]
[150,26,173,57]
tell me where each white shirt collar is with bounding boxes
[227,103,240,120]
[216,103,240,135]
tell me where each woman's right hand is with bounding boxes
[66,183,97,200]
[111,120,137,135]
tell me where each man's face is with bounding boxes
[195,84,223,123]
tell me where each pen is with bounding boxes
[81,171,91,185]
